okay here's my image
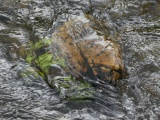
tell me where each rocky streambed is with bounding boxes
[0,0,160,120]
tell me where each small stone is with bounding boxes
[48,64,63,76]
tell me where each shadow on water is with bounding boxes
[0,0,160,120]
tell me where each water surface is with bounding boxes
[0,0,160,120]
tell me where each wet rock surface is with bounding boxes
[0,0,160,120]
[51,16,124,83]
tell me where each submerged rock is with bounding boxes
[50,16,124,84]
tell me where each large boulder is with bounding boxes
[50,16,124,84]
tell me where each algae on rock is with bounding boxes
[26,37,94,100]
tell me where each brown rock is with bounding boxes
[51,16,124,84]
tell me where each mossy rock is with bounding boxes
[26,37,94,100]
[26,15,125,99]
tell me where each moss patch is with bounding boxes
[51,76,94,100]
[26,37,94,100]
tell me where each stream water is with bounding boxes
[0,0,160,120]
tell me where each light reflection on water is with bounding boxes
[0,0,160,120]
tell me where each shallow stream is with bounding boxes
[0,0,160,120]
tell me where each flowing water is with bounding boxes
[0,0,160,119]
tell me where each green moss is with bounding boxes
[52,56,66,67]
[35,53,65,73]
[38,71,46,78]
[26,54,33,63]
[33,38,52,50]
[26,37,95,100]
[26,37,66,73]
[51,76,94,100]
[36,53,52,72]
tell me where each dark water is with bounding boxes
[0,0,160,120]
